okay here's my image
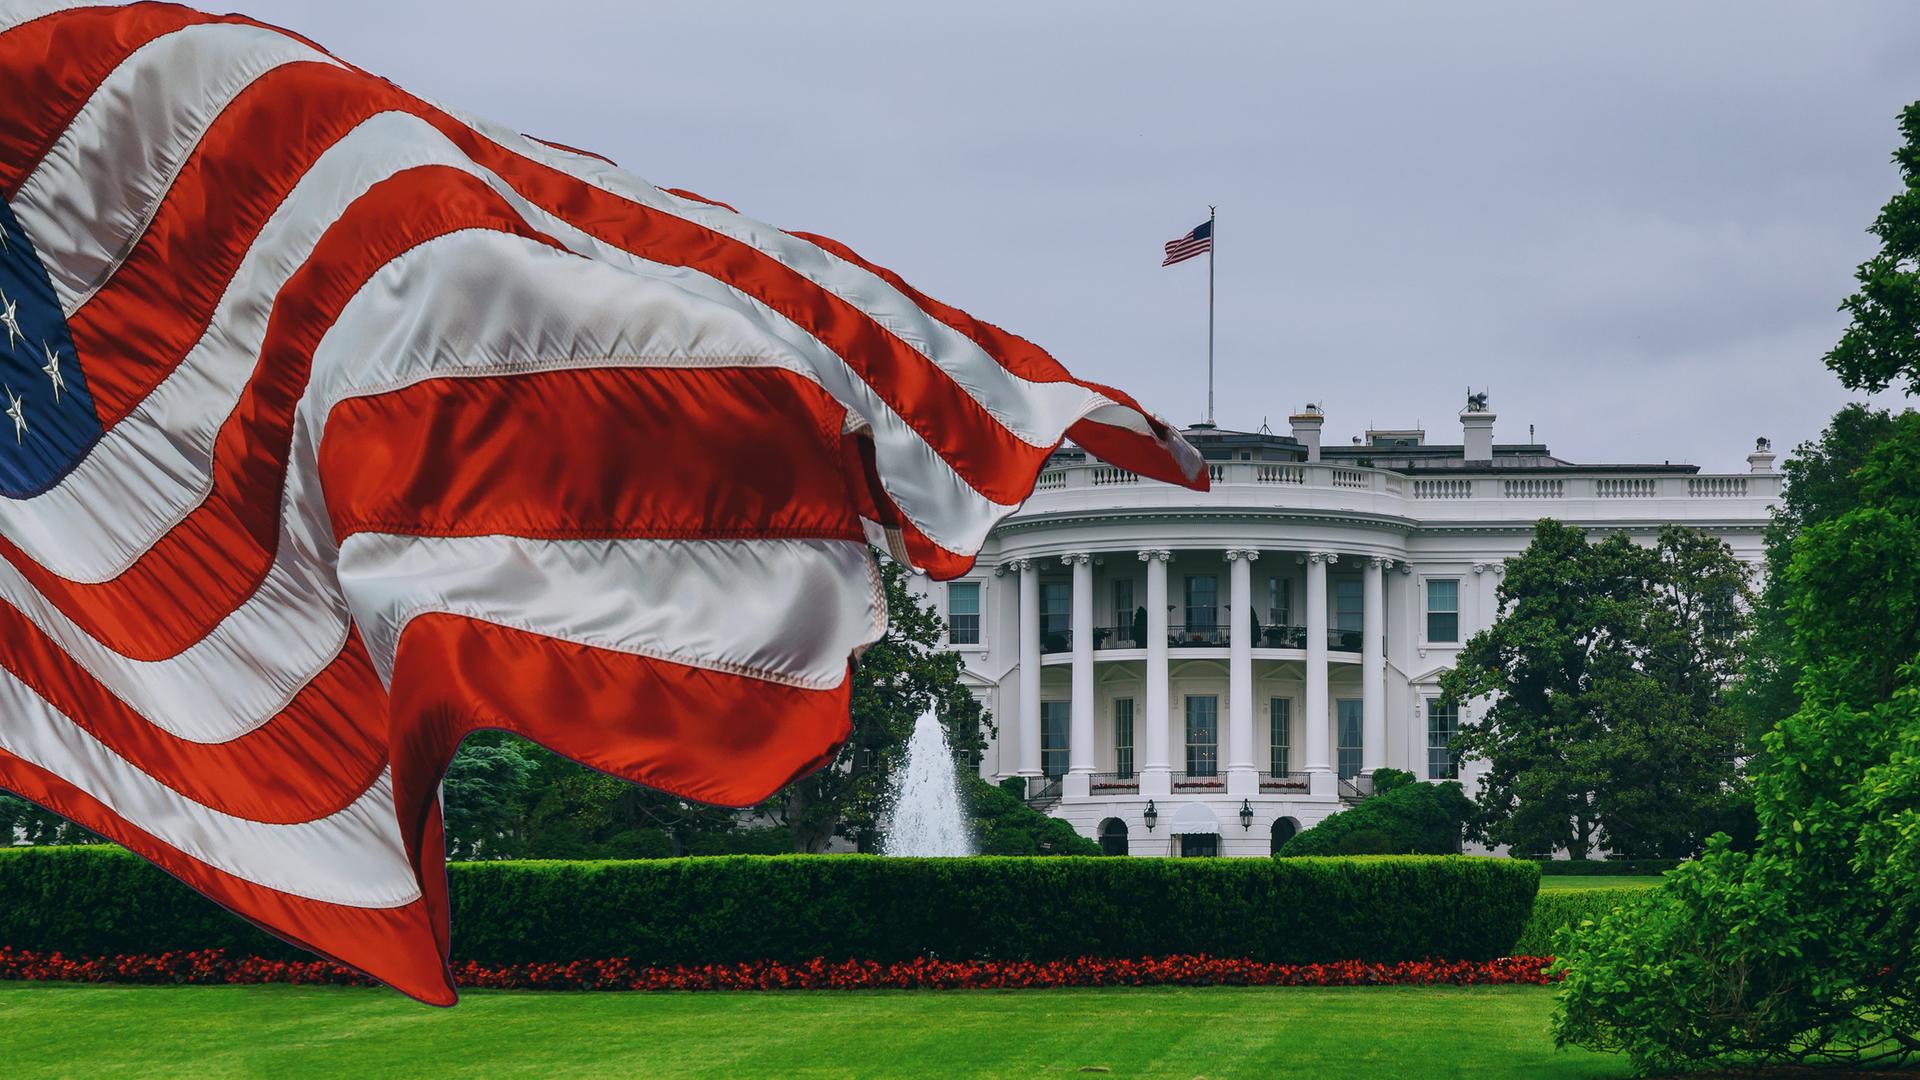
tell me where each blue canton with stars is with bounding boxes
[0,193,100,498]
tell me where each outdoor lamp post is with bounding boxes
[1143,800,1158,831]
[1239,799,1254,831]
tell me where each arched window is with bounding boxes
[1270,816,1299,855]
[1098,817,1129,857]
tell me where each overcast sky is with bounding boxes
[237,1,1920,471]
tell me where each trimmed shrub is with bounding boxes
[1334,828,1395,855]
[964,778,1101,856]
[0,847,1538,967]
[1371,768,1418,794]
[1512,886,1654,956]
[1279,781,1473,857]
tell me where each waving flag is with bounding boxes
[1161,219,1213,267]
[0,1,1204,1002]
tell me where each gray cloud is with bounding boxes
[235,0,1918,468]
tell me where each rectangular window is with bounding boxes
[1334,578,1364,632]
[1114,698,1135,778]
[1336,699,1363,780]
[1267,577,1291,626]
[1426,579,1460,643]
[1428,698,1459,779]
[1041,700,1070,779]
[1185,695,1218,776]
[1112,578,1135,646]
[947,581,980,645]
[1040,581,1071,651]
[1185,575,1218,634]
[1269,697,1292,775]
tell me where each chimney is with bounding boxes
[1290,404,1324,462]
[1747,436,1776,474]
[1460,391,1495,462]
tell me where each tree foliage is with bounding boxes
[964,777,1100,855]
[1827,102,1920,395]
[1277,778,1472,857]
[1735,404,1903,755]
[1439,521,1752,859]
[1553,411,1920,1073]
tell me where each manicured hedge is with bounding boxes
[0,848,1538,966]
[1512,886,1654,956]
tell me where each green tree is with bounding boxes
[761,559,990,852]
[0,791,99,846]
[440,733,536,859]
[1440,521,1751,859]
[1277,777,1472,857]
[1735,405,1902,755]
[964,776,1100,855]
[1827,102,1920,395]
[1554,412,1920,1073]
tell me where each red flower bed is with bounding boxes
[0,947,1559,992]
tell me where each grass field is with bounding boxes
[0,982,1633,1079]
[1537,876,1663,890]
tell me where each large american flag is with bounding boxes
[0,2,1204,1002]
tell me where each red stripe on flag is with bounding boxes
[0,3,216,196]
[0,748,455,1005]
[67,60,396,424]
[0,167,567,659]
[794,230,1205,499]
[382,615,855,868]
[319,366,866,545]
[0,606,388,822]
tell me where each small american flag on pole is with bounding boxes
[1161,219,1214,266]
[0,1,1206,1003]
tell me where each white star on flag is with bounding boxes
[41,341,63,403]
[0,289,21,351]
[4,385,24,444]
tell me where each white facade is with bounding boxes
[920,405,1780,857]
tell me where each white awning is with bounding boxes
[1168,802,1220,835]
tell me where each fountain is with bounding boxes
[879,710,974,856]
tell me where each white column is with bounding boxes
[1015,558,1040,779]
[1226,549,1258,795]
[1303,552,1334,796]
[1362,557,1388,776]
[1140,549,1171,796]
[1065,553,1094,797]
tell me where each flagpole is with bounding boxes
[1206,205,1216,426]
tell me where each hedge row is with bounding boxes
[0,848,1539,966]
[1512,886,1655,956]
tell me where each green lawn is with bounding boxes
[0,982,1632,1079]
[1538,876,1663,890]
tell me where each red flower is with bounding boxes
[0,946,1560,992]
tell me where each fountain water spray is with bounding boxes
[879,710,973,857]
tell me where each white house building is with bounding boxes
[918,399,1780,858]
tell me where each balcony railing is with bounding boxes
[1045,623,1363,653]
[1088,772,1140,794]
[1259,771,1311,793]
[1022,460,1779,514]
[1170,770,1228,792]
